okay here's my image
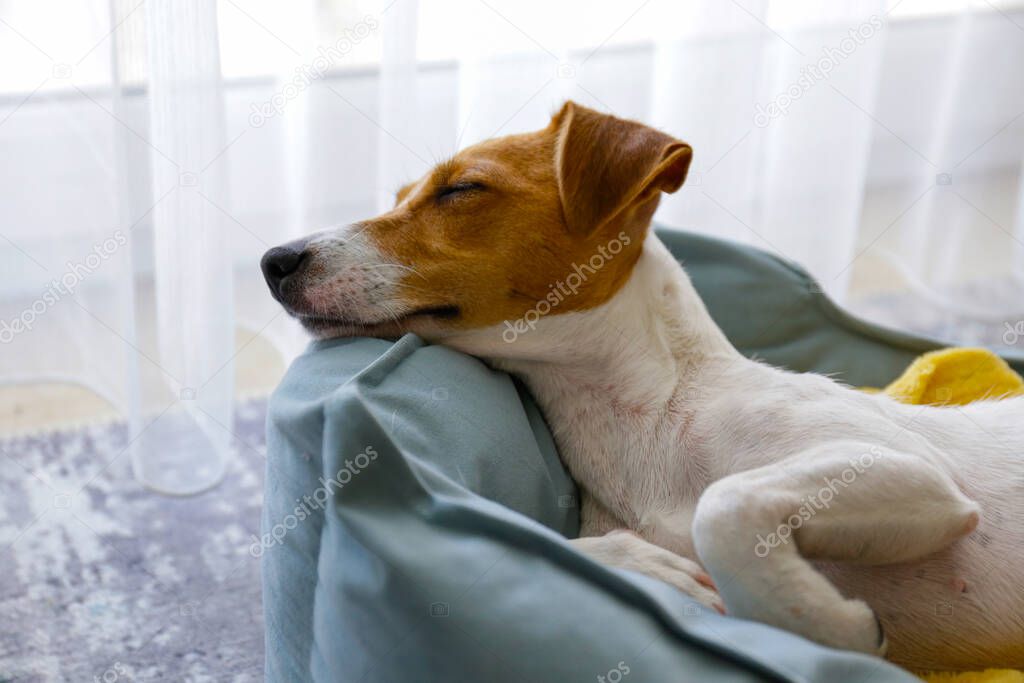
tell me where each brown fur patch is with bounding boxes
[362,101,692,331]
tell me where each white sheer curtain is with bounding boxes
[2,0,1023,489]
[131,0,235,493]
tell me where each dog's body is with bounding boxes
[262,102,1024,670]
[470,235,1024,670]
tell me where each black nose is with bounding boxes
[261,238,310,301]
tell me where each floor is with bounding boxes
[0,397,268,682]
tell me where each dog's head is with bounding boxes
[261,101,692,345]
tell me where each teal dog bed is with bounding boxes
[261,228,1023,682]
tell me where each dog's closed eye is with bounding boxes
[436,181,485,202]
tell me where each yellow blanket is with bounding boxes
[876,348,1023,683]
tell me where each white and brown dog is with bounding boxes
[261,102,1024,671]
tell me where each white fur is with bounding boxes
[443,234,1024,670]
[296,225,422,331]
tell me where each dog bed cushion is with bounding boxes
[262,228,1023,682]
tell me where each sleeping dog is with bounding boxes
[261,101,1023,671]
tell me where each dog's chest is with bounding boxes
[543,373,916,522]
[546,383,712,527]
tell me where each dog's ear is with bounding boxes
[552,101,692,235]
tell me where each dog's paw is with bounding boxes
[571,530,726,615]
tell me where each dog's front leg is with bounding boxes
[692,442,981,656]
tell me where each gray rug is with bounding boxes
[0,399,268,683]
